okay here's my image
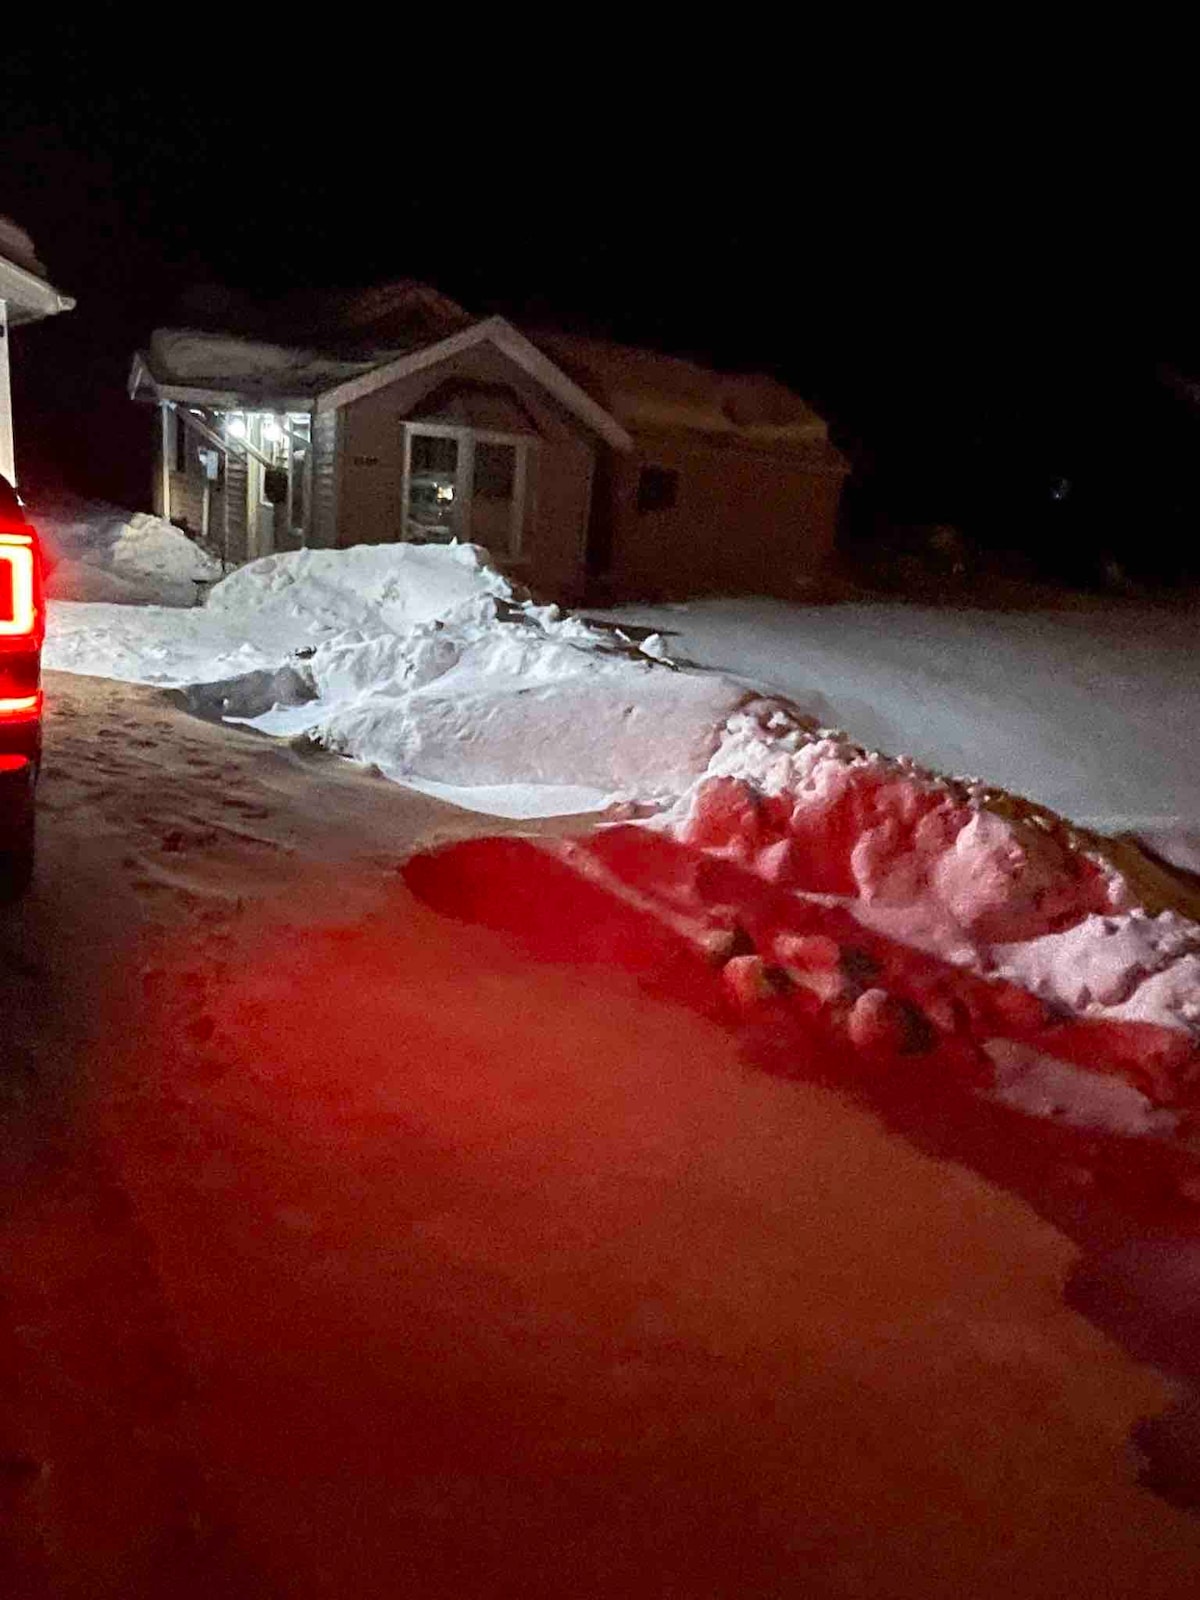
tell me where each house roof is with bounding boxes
[128,282,840,462]
[0,214,74,325]
[530,331,836,453]
[131,328,386,407]
[263,281,472,352]
[131,317,636,450]
[313,318,634,449]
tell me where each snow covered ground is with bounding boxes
[38,518,1200,1130]
[11,672,1200,1594]
[45,538,744,817]
[37,493,223,605]
[593,596,1200,847]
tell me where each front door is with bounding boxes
[404,429,462,543]
[401,423,530,556]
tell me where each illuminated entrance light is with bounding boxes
[226,414,248,440]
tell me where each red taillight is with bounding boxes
[0,531,39,639]
[0,524,43,720]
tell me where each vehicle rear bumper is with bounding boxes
[0,717,40,826]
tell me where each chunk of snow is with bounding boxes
[983,1039,1180,1138]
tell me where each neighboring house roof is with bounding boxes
[0,214,74,324]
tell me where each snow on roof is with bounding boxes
[144,328,389,400]
[0,215,44,277]
[530,330,836,452]
[134,286,835,457]
[0,213,74,322]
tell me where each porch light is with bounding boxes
[436,483,455,502]
[226,414,247,440]
[262,416,283,444]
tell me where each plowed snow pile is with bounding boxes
[46,542,747,816]
[43,536,1200,1119]
[662,699,1200,1116]
[39,497,223,605]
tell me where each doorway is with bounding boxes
[401,423,530,557]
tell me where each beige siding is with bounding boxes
[163,469,206,534]
[311,409,340,548]
[332,343,596,593]
[606,433,845,599]
[223,451,249,565]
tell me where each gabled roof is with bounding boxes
[128,316,634,449]
[128,285,841,463]
[314,317,634,450]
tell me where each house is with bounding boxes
[128,284,847,600]
[0,217,75,485]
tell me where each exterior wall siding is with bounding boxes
[163,468,206,535]
[605,432,846,600]
[310,408,340,548]
[331,344,596,593]
[222,450,249,565]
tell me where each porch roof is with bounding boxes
[128,329,389,409]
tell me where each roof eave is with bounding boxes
[0,256,75,323]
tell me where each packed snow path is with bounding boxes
[595,596,1200,846]
[4,675,1200,1595]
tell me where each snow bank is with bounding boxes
[206,542,510,635]
[593,597,1200,840]
[655,699,1200,1113]
[48,541,746,813]
[109,513,222,591]
[44,540,1200,1125]
[36,496,222,606]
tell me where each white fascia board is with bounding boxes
[315,316,633,451]
[0,256,75,323]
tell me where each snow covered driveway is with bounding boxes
[595,597,1200,841]
[6,673,1200,1596]
[38,542,1200,1089]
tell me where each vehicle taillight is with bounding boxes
[0,525,43,719]
[0,531,39,639]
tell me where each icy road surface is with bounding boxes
[4,674,1200,1597]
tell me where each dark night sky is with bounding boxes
[5,31,1197,578]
